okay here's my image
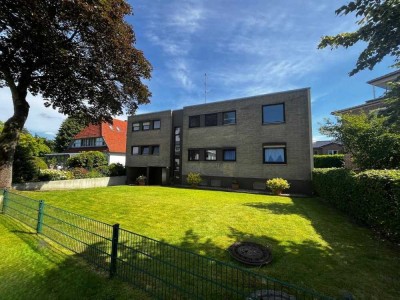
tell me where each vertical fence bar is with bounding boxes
[2,189,8,214]
[36,200,44,234]
[110,223,120,278]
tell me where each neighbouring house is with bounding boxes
[333,70,400,116]
[64,118,127,166]
[313,141,343,155]
[126,88,313,194]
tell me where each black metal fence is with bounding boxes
[1,189,332,299]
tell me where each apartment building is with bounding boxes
[126,88,313,194]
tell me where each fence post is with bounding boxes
[110,223,120,278]
[36,200,44,234]
[2,189,8,214]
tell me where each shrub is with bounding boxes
[87,169,104,178]
[186,172,202,186]
[33,157,48,170]
[95,165,111,177]
[313,168,400,243]
[70,167,89,179]
[109,163,126,176]
[313,154,344,168]
[38,169,73,181]
[266,178,290,195]
[66,151,107,169]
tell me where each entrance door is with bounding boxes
[148,167,163,185]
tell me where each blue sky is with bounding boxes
[0,0,396,140]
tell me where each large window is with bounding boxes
[153,120,161,129]
[142,121,150,130]
[189,115,201,128]
[95,137,105,146]
[263,145,286,164]
[81,138,96,147]
[205,113,218,126]
[223,111,236,125]
[131,146,139,155]
[71,139,81,148]
[141,146,150,155]
[327,150,338,155]
[205,149,217,161]
[263,103,285,124]
[132,123,140,131]
[188,149,200,161]
[152,145,160,155]
[223,149,236,161]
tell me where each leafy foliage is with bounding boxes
[313,168,400,242]
[66,151,108,170]
[38,169,74,181]
[266,178,290,194]
[186,172,202,186]
[108,163,126,176]
[314,154,345,168]
[320,114,400,169]
[54,117,88,152]
[32,157,48,170]
[318,0,400,76]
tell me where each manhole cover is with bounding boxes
[246,289,296,300]
[228,242,272,266]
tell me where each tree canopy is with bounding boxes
[318,0,400,76]
[55,117,88,152]
[0,0,151,187]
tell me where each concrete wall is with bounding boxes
[126,110,172,168]
[12,176,127,191]
[182,89,313,185]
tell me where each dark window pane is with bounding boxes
[223,149,236,161]
[152,145,160,155]
[153,120,161,129]
[264,147,286,163]
[175,144,181,153]
[223,111,236,125]
[189,150,200,161]
[174,158,180,171]
[141,146,150,155]
[132,146,139,155]
[189,115,200,128]
[205,113,218,126]
[263,104,285,124]
[132,123,140,131]
[143,121,150,130]
[205,149,217,161]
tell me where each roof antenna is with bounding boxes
[204,73,207,103]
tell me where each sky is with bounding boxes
[0,0,396,141]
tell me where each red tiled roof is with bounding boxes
[101,119,127,153]
[71,118,127,153]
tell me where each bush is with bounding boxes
[109,163,126,176]
[266,178,290,195]
[66,151,107,169]
[186,172,202,186]
[87,169,104,178]
[38,169,74,181]
[314,154,344,168]
[33,157,48,170]
[313,168,400,242]
[70,167,89,179]
[95,165,111,177]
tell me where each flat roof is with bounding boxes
[367,70,400,88]
[332,98,385,115]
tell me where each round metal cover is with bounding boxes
[246,289,296,300]
[228,242,272,266]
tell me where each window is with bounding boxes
[189,115,200,128]
[175,144,181,153]
[175,127,180,135]
[188,149,200,161]
[132,123,140,131]
[205,149,217,161]
[205,113,218,126]
[223,111,236,125]
[71,139,81,148]
[263,145,286,164]
[142,121,150,130]
[81,138,96,147]
[152,145,160,155]
[174,158,180,171]
[132,146,139,155]
[95,138,105,146]
[263,103,285,124]
[328,150,338,155]
[223,149,236,161]
[141,146,150,155]
[153,120,161,129]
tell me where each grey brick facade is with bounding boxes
[126,88,313,194]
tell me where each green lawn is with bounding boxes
[13,186,400,299]
[0,215,149,300]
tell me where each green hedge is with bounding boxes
[313,168,400,242]
[313,154,344,168]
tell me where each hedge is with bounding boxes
[313,154,344,168]
[313,168,400,243]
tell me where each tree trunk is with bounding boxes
[0,87,29,189]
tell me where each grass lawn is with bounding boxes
[0,215,149,300]
[16,186,400,299]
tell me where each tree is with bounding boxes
[0,0,152,188]
[320,113,400,169]
[318,0,400,76]
[54,117,88,152]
